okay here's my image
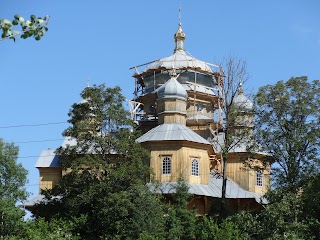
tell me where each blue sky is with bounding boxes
[1,0,319,202]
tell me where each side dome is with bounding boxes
[233,83,253,110]
[157,73,188,101]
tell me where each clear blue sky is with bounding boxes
[1,0,319,201]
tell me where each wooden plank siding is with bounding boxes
[38,168,62,191]
[224,153,270,195]
[145,141,211,185]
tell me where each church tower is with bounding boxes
[133,20,269,214]
[136,70,214,185]
[131,22,222,144]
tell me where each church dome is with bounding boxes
[142,23,213,75]
[144,50,213,74]
[157,71,188,100]
[132,23,219,95]
[233,83,253,110]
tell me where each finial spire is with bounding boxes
[169,66,177,78]
[86,79,90,88]
[178,4,182,26]
[238,82,244,95]
[174,4,186,53]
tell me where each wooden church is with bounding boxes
[24,21,270,215]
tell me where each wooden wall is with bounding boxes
[145,141,211,185]
[223,153,270,195]
[157,99,187,125]
[186,195,264,215]
[38,167,62,191]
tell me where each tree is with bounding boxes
[217,54,252,219]
[254,76,320,191]
[162,180,246,240]
[0,139,28,238]
[300,173,320,239]
[164,180,196,240]
[229,193,316,240]
[0,13,49,239]
[11,218,79,240]
[34,85,165,239]
[0,14,49,41]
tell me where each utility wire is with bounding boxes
[18,154,56,159]
[0,121,67,129]
[15,138,64,144]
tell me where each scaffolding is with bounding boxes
[129,58,225,139]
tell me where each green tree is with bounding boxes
[254,76,320,191]
[164,180,197,240]
[216,54,253,219]
[300,173,320,239]
[34,85,165,239]
[0,14,49,41]
[194,216,246,240]
[229,192,316,239]
[0,139,28,238]
[9,218,79,240]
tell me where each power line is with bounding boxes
[15,138,64,144]
[25,183,40,187]
[0,121,67,129]
[18,154,56,159]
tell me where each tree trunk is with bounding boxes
[220,148,228,221]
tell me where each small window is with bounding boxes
[256,171,263,187]
[191,159,199,176]
[162,156,171,175]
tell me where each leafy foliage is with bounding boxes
[0,139,28,238]
[163,180,196,240]
[0,14,49,41]
[229,191,317,239]
[26,79,320,239]
[254,76,320,191]
[33,85,164,239]
[10,218,79,240]
[300,173,320,239]
[162,180,245,240]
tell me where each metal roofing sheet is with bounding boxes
[148,173,267,204]
[233,93,253,110]
[144,50,214,74]
[35,149,60,168]
[157,77,188,100]
[22,194,44,207]
[35,137,76,168]
[22,194,62,208]
[136,123,210,145]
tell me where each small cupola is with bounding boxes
[174,23,186,53]
[156,69,188,125]
[233,83,253,111]
[157,69,188,101]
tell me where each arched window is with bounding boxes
[191,159,199,176]
[256,171,263,187]
[162,156,171,175]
